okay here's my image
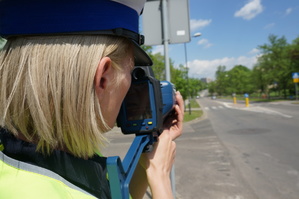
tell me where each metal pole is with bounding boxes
[162,0,171,82]
[161,0,175,197]
[184,43,192,115]
[296,83,298,101]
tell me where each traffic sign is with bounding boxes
[143,0,190,45]
[293,72,299,83]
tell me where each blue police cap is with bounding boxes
[0,0,152,66]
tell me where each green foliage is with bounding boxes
[144,34,299,100]
[171,65,205,100]
[256,35,291,97]
[142,47,205,101]
[210,65,254,96]
[151,52,166,80]
[288,37,299,73]
[209,34,299,99]
[253,34,299,98]
[228,65,254,94]
[171,64,188,99]
[189,78,204,98]
[183,110,203,123]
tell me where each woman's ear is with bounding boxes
[94,57,113,101]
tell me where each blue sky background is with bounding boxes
[144,0,299,80]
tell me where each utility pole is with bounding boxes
[184,33,201,115]
[161,1,176,196]
[162,0,171,82]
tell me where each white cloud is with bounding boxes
[187,56,258,79]
[285,7,293,15]
[197,39,213,48]
[152,45,164,55]
[234,0,264,20]
[264,23,275,29]
[190,19,212,31]
[248,48,260,55]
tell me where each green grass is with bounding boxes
[183,99,203,122]
[183,110,203,122]
[190,99,200,108]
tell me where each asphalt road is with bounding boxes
[195,98,299,199]
[102,98,299,199]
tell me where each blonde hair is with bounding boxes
[0,35,132,158]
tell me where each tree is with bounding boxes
[214,65,228,95]
[142,46,166,80]
[150,52,166,80]
[212,65,254,96]
[288,36,299,72]
[189,78,204,97]
[171,64,188,100]
[227,65,253,94]
[257,35,292,98]
[142,46,203,100]
[143,34,299,100]
[208,81,216,95]
[251,65,268,96]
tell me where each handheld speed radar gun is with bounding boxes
[117,66,176,135]
[107,66,176,199]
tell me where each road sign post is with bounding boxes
[244,93,249,107]
[143,1,191,197]
[295,83,298,101]
[232,93,237,104]
[292,73,299,101]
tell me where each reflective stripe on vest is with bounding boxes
[0,151,96,198]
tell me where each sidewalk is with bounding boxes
[102,111,256,199]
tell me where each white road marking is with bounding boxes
[221,102,293,118]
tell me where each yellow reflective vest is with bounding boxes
[0,130,111,199]
[0,151,96,199]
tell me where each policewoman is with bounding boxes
[0,0,184,198]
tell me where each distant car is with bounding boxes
[196,96,200,99]
[211,96,216,100]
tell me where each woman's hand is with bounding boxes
[162,91,184,140]
[139,91,184,199]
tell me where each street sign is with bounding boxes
[142,0,190,45]
[293,72,299,83]
[142,1,162,45]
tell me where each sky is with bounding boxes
[142,0,299,80]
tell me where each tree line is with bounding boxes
[208,35,299,99]
[144,34,299,100]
